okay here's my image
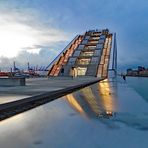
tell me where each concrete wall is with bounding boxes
[0,78,25,86]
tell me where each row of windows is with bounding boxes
[78,43,106,50]
[73,50,101,57]
[68,57,99,65]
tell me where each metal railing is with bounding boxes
[112,33,117,76]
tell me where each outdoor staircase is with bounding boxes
[48,35,83,76]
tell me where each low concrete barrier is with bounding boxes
[0,78,104,121]
[0,78,25,86]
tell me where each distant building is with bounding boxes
[126,66,148,77]
[126,68,133,75]
[138,66,145,71]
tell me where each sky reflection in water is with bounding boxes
[0,78,148,148]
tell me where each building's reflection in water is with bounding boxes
[66,94,85,115]
[65,79,117,119]
[98,79,116,116]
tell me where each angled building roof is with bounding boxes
[47,29,113,78]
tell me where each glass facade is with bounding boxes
[48,29,113,77]
[84,45,96,50]
[77,67,87,75]
[77,58,91,65]
[80,51,94,57]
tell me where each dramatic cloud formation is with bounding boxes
[0,48,56,71]
[0,0,148,71]
[0,41,68,71]
[0,2,71,70]
[0,11,69,57]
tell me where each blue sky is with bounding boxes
[0,0,148,70]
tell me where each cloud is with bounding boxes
[1,0,148,70]
[0,5,70,58]
[0,45,64,71]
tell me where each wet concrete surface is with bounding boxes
[0,78,148,148]
[0,77,99,103]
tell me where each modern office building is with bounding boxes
[47,29,113,78]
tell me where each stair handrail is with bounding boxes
[45,35,79,70]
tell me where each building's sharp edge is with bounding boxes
[0,78,104,121]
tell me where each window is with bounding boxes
[77,58,91,65]
[90,37,99,40]
[78,45,84,50]
[73,51,81,56]
[77,67,87,75]
[68,58,76,65]
[91,57,99,64]
[84,45,96,50]
[88,40,98,44]
[81,40,88,44]
[81,51,94,56]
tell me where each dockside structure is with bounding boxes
[47,29,112,78]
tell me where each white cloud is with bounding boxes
[26,48,41,54]
[0,47,60,71]
[0,10,69,58]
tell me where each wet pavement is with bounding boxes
[0,77,99,104]
[0,78,148,148]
